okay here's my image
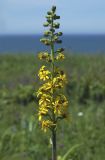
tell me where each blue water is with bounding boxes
[0,34,105,54]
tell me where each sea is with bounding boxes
[0,34,105,54]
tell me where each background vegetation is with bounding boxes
[0,53,105,160]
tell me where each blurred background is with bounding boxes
[0,0,105,160]
[0,0,105,53]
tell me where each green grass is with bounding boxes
[0,53,105,160]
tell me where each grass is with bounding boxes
[0,53,105,160]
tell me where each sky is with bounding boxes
[0,0,105,34]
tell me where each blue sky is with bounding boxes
[0,0,105,34]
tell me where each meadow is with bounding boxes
[0,53,105,160]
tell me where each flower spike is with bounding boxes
[36,5,69,160]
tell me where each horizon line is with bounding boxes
[1,33,105,36]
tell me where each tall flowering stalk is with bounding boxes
[37,6,69,160]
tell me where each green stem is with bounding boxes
[52,129,57,160]
[51,17,57,160]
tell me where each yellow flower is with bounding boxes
[39,94,52,106]
[38,107,48,121]
[37,82,52,97]
[53,74,66,88]
[59,73,67,82]
[56,53,65,60]
[36,88,44,97]
[53,77,64,88]
[44,82,53,90]
[53,95,68,115]
[38,52,51,61]
[41,120,56,132]
[38,66,51,81]
[36,6,69,132]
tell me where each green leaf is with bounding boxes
[61,144,83,160]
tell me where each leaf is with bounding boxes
[61,143,83,160]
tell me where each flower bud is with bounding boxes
[53,14,60,20]
[47,19,52,23]
[50,28,55,33]
[47,11,52,15]
[44,31,51,37]
[40,38,46,43]
[60,70,64,75]
[56,15,60,19]
[44,40,51,46]
[56,40,62,44]
[57,48,65,52]
[57,32,63,36]
[43,22,49,27]
[53,23,60,29]
[53,36,58,41]
[52,6,56,12]
[46,15,52,19]
[40,38,51,45]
